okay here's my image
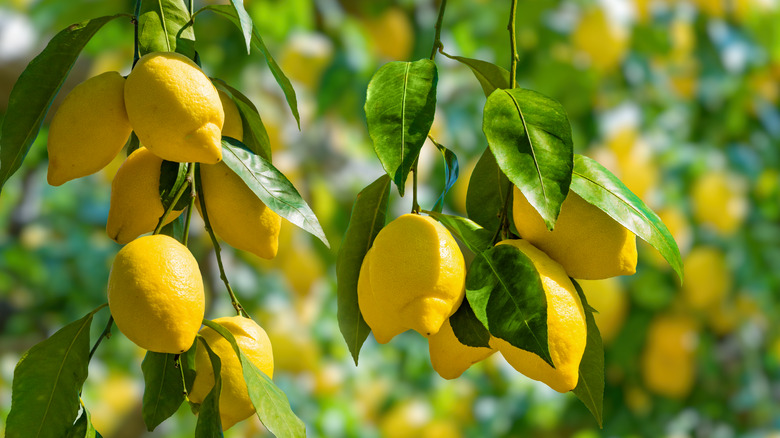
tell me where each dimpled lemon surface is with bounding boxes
[107,234,205,354]
[428,318,495,380]
[357,248,406,344]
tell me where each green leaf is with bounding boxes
[67,404,98,438]
[450,299,491,349]
[126,132,140,156]
[219,138,329,247]
[440,53,510,97]
[159,161,191,212]
[429,137,459,213]
[201,319,306,438]
[425,211,493,255]
[571,280,605,427]
[198,5,300,127]
[482,88,574,230]
[211,78,272,161]
[181,339,198,393]
[336,175,391,365]
[141,352,186,431]
[570,154,683,282]
[365,60,438,196]
[138,0,195,58]
[6,308,100,438]
[466,148,512,233]
[0,14,125,195]
[466,244,552,367]
[194,338,223,437]
[228,0,253,54]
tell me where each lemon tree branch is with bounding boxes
[508,0,518,89]
[429,0,447,60]
[153,163,192,235]
[182,164,196,246]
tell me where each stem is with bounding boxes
[175,355,188,396]
[429,0,448,60]
[89,316,114,361]
[132,0,141,67]
[182,165,196,246]
[508,0,518,89]
[195,164,248,317]
[153,163,193,235]
[411,157,420,214]
[496,183,513,242]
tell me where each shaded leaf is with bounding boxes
[441,53,510,97]
[466,148,512,233]
[425,211,493,254]
[365,60,438,196]
[66,404,97,438]
[212,78,272,160]
[194,338,223,437]
[429,137,459,213]
[138,0,195,58]
[0,14,125,195]
[336,175,391,364]
[159,161,191,212]
[571,280,605,427]
[450,299,491,348]
[141,352,185,431]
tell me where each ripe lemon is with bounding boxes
[640,314,698,399]
[218,90,243,140]
[367,214,466,337]
[358,248,407,343]
[512,186,637,280]
[691,171,748,235]
[106,147,182,244]
[492,239,587,393]
[188,316,274,431]
[428,317,495,379]
[578,278,628,345]
[47,71,132,186]
[107,234,205,353]
[124,52,223,164]
[681,246,731,311]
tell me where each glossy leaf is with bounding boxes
[482,88,574,229]
[466,244,552,366]
[441,53,510,97]
[138,0,195,58]
[365,60,438,196]
[194,338,223,437]
[228,0,253,54]
[212,79,272,160]
[159,161,191,212]
[336,175,391,364]
[429,137,459,213]
[571,154,683,282]
[220,138,329,247]
[450,299,491,349]
[6,308,99,438]
[141,352,185,431]
[425,211,493,255]
[0,14,125,195]
[571,280,604,427]
[466,148,512,233]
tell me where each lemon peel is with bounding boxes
[428,318,495,379]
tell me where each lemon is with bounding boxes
[513,187,637,280]
[428,318,495,380]
[640,314,698,399]
[358,248,407,343]
[218,90,243,140]
[578,278,628,345]
[572,9,628,73]
[47,71,132,186]
[492,239,587,393]
[107,234,205,353]
[106,147,182,244]
[367,214,466,337]
[681,246,731,311]
[361,7,414,61]
[124,52,224,164]
[691,171,748,235]
[266,330,319,374]
[189,316,273,431]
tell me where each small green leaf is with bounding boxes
[0,14,126,195]
[440,53,510,97]
[482,88,574,229]
[336,175,391,365]
[211,79,272,160]
[138,0,195,58]
[425,211,493,255]
[159,161,191,212]
[365,60,438,196]
[6,307,101,438]
[220,138,329,247]
[571,280,605,427]
[466,148,512,233]
[228,0,253,54]
[67,404,98,438]
[141,352,186,431]
[466,244,552,367]
[181,339,198,393]
[450,300,491,349]
[126,132,140,156]
[571,154,683,282]
[194,338,223,437]
[201,319,306,438]
[429,138,459,213]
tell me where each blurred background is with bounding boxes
[1,0,780,436]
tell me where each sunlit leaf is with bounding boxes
[138,0,195,58]
[571,280,604,427]
[211,78,272,160]
[441,53,510,97]
[141,352,186,431]
[425,211,493,255]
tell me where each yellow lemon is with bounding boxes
[362,7,414,61]
[691,171,748,235]
[572,9,628,73]
[358,248,407,343]
[124,52,223,164]
[266,330,319,374]
[492,239,587,393]
[428,317,495,380]
[512,187,637,280]
[107,234,204,353]
[681,246,731,311]
[640,314,698,399]
[106,147,182,244]
[379,400,430,438]
[197,161,281,259]
[367,214,466,337]
[279,33,333,89]
[218,90,243,141]
[189,316,273,431]
[47,71,131,186]
[578,278,628,345]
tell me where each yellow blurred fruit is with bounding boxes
[279,33,333,89]
[281,245,325,298]
[367,214,466,338]
[362,7,414,61]
[358,248,407,343]
[218,90,243,141]
[681,246,732,311]
[106,147,182,244]
[267,330,319,374]
[379,400,430,438]
[88,373,141,436]
[124,52,223,164]
[692,0,725,16]
[641,314,698,399]
[107,234,205,353]
[572,9,629,73]
[578,278,628,345]
[189,316,274,431]
[421,419,463,438]
[47,71,131,186]
[691,171,748,235]
[513,187,637,280]
[428,317,495,379]
[197,162,281,259]
[492,239,587,393]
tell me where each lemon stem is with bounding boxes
[508,0,518,89]
[175,354,189,397]
[412,157,420,214]
[429,0,447,60]
[153,163,192,236]
[132,0,141,67]
[88,315,113,362]
[182,164,196,246]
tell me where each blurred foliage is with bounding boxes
[2,0,780,436]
